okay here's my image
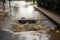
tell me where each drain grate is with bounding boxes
[18,20,37,24]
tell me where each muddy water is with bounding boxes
[11,5,57,32]
[0,1,58,40]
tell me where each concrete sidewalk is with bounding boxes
[33,5,60,25]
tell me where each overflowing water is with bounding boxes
[0,1,58,40]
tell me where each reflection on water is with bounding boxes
[15,5,40,20]
[12,1,27,7]
[11,1,40,20]
[19,6,34,19]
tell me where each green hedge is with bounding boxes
[36,0,60,13]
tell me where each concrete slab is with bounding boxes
[33,5,60,24]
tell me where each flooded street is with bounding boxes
[0,1,58,40]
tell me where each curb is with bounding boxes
[33,5,60,26]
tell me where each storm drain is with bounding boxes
[18,20,37,24]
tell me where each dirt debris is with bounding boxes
[12,21,50,33]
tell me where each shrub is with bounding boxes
[36,0,60,13]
